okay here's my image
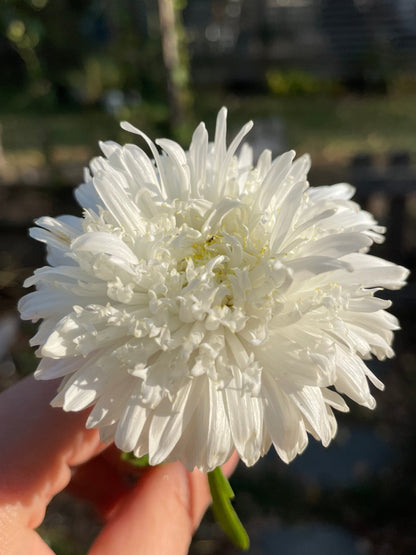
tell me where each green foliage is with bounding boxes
[266,68,342,97]
[67,57,124,105]
[389,72,416,97]
[0,1,170,110]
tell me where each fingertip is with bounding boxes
[89,462,196,554]
[88,453,240,554]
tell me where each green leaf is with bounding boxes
[207,466,250,550]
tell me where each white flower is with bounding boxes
[19,108,408,472]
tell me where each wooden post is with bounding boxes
[157,0,190,132]
[0,124,5,170]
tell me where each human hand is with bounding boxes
[0,376,238,554]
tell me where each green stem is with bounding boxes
[121,452,150,467]
[207,467,250,550]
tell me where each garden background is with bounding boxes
[0,1,416,553]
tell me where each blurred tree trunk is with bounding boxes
[157,0,192,136]
[0,125,5,170]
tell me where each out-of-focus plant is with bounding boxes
[1,2,48,103]
[6,18,42,80]
[0,0,194,125]
[0,0,93,109]
[67,57,124,106]
[266,69,342,97]
[389,72,416,97]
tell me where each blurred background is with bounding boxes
[1,0,416,553]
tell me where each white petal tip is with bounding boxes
[244,120,254,132]
[120,121,139,134]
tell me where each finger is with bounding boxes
[88,453,239,555]
[0,376,104,555]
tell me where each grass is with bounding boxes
[1,93,416,183]
[196,93,416,165]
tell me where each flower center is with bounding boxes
[191,234,223,266]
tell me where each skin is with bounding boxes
[0,376,238,555]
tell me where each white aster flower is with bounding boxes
[19,108,408,472]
